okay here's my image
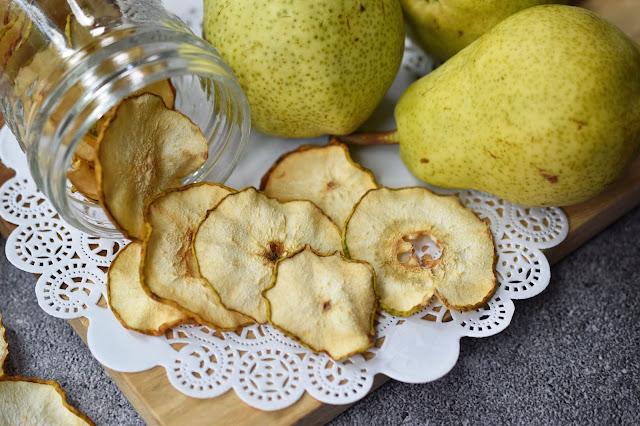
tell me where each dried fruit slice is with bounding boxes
[130,79,176,109]
[64,13,93,48]
[73,133,98,162]
[0,377,94,425]
[107,242,189,335]
[74,79,176,163]
[0,313,6,376]
[264,246,377,361]
[193,187,342,324]
[260,140,377,229]
[0,11,31,68]
[344,187,496,314]
[68,158,98,201]
[141,183,253,331]
[96,93,208,240]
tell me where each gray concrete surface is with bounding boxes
[0,206,638,425]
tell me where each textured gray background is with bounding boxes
[1,206,638,425]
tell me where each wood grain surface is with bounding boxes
[1,1,639,424]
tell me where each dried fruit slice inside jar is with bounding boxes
[73,133,98,162]
[260,140,378,229]
[0,377,94,425]
[67,158,98,202]
[76,79,177,165]
[0,8,32,68]
[141,183,253,331]
[193,187,342,324]
[107,242,189,335]
[344,187,496,315]
[264,246,377,361]
[96,93,208,241]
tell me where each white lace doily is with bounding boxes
[0,1,569,411]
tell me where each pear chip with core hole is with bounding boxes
[264,246,377,361]
[96,93,208,241]
[344,187,496,315]
[141,183,253,331]
[107,242,189,335]
[193,187,343,324]
[260,140,378,229]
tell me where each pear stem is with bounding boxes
[335,130,400,146]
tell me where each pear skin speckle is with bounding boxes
[400,0,568,61]
[204,0,405,138]
[396,5,640,207]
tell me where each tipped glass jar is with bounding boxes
[0,0,250,237]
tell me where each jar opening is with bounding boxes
[27,29,250,237]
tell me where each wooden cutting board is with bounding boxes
[1,1,639,424]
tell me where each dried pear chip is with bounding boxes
[130,79,176,110]
[108,242,189,335]
[141,183,253,331]
[68,158,98,201]
[260,140,378,229]
[81,79,176,177]
[0,377,94,425]
[0,11,31,68]
[64,13,93,48]
[96,93,208,241]
[264,246,377,361]
[73,133,98,162]
[344,187,496,314]
[193,187,342,324]
[0,313,6,376]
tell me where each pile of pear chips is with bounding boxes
[104,139,496,361]
[68,80,209,241]
[0,313,94,425]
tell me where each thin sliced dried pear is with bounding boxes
[79,79,177,174]
[344,187,496,314]
[0,313,6,376]
[141,183,253,331]
[130,79,176,109]
[0,11,31,68]
[193,187,342,324]
[264,246,377,361]
[64,13,93,48]
[107,242,189,335]
[73,133,98,162]
[260,140,378,229]
[96,93,208,241]
[0,377,94,425]
[95,79,176,139]
[68,158,98,201]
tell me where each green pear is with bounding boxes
[203,0,405,138]
[395,5,640,207]
[400,0,567,61]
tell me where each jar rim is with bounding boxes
[26,28,250,237]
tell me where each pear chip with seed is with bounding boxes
[193,187,343,324]
[264,246,377,361]
[107,242,189,335]
[260,140,378,229]
[141,183,253,331]
[95,93,208,241]
[344,187,496,315]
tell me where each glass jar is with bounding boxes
[0,0,251,237]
